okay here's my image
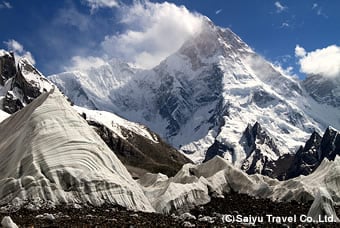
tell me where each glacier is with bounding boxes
[0,87,153,212]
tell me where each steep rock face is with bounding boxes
[0,88,153,212]
[75,107,191,178]
[269,127,340,180]
[240,122,280,175]
[274,131,322,180]
[0,52,53,114]
[319,127,340,160]
[0,51,16,86]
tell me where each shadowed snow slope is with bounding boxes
[139,155,340,214]
[0,88,153,212]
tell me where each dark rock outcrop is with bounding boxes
[0,53,52,114]
[0,51,16,86]
[87,119,191,178]
[269,127,340,180]
[240,122,280,175]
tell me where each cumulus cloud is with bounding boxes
[295,45,306,58]
[100,1,204,69]
[296,45,340,78]
[4,39,35,65]
[274,1,287,13]
[83,0,119,13]
[0,1,12,9]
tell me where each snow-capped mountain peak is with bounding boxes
[50,20,340,172]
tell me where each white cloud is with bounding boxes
[274,1,287,13]
[280,22,289,28]
[100,1,204,69]
[312,3,318,9]
[296,45,340,78]
[0,1,12,9]
[215,9,222,15]
[4,39,35,65]
[65,56,107,71]
[295,45,306,58]
[83,0,119,13]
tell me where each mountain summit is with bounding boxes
[50,19,340,173]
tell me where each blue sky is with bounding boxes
[0,0,339,79]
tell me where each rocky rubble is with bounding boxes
[1,192,339,227]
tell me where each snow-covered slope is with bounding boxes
[75,106,159,143]
[303,74,340,108]
[50,19,340,172]
[0,88,153,212]
[138,155,340,216]
[50,59,141,110]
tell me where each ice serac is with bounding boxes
[307,187,340,222]
[0,88,153,212]
[50,18,340,168]
[139,155,340,216]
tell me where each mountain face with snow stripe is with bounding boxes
[0,88,154,212]
[75,107,191,178]
[50,19,340,170]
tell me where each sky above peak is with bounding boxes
[0,0,339,79]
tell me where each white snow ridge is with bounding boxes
[0,87,153,212]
